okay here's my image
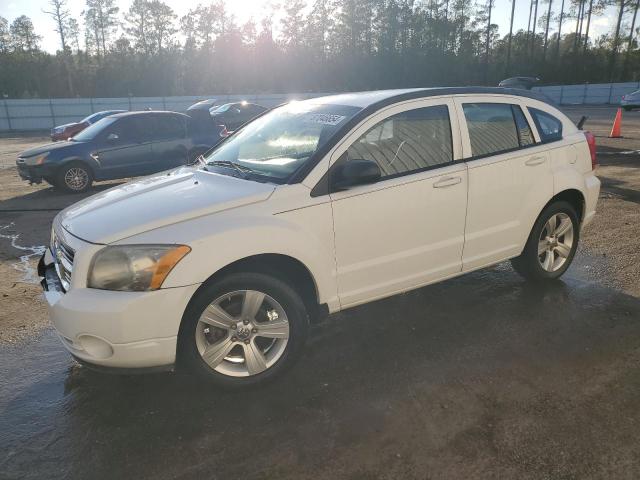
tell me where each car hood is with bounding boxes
[19,140,82,158]
[58,167,276,244]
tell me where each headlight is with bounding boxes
[88,245,191,291]
[25,153,48,166]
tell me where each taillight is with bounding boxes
[584,131,597,169]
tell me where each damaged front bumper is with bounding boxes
[16,161,55,184]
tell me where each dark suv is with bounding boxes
[17,111,218,192]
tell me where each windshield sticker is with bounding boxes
[302,113,347,126]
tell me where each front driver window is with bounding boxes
[345,105,453,179]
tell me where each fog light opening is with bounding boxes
[77,335,114,359]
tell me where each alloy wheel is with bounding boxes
[537,212,574,272]
[195,290,290,377]
[64,167,89,191]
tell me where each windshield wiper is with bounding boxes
[207,160,257,179]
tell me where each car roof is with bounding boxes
[109,110,189,119]
[304,87,553,108]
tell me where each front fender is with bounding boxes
[115,202,339,311]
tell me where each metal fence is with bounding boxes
[0,93,332,131]
[2,82,639,132]
[532,81,640,105]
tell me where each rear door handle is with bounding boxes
[525,156,546,166]
[433,176,462,188]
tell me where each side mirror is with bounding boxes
[107,133,119,142]
[332,159,381,191]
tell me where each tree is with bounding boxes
[530,0,540,56]
[10,15,41,52]
[281,0,306,50]
[555,0,566,59]
[125,0,152,54]
[180,13,198,50]
[148,0,177,53]
[0,16,10,53]
[582,0,594,50]
[84,0,119,55]
[505,0,517,74]
[542,0,554,59]
[43,0,71,52]
[609,0,628,80]
[67,18,81,53]
[623,0,640,76]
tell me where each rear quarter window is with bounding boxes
[528,107,563,142]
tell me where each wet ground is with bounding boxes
[1,105,640,479]
[2,263,640,479]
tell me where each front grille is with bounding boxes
[52,230,75,291]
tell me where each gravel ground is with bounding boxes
[562,106,640,297]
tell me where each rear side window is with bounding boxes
[154,115,186,140]
[346,105,453,179]
[528,107,563,142]
[462,103,519,157]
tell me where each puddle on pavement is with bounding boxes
[0,222,46,284]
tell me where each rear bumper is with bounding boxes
[39,253,200,369]
[582,173,601,228]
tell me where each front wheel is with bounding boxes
[178,272,309,388]
[55,162,93,193]
[511,201,580,281]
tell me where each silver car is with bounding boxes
[620,90,640,110]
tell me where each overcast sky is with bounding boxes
[0,0,616,54]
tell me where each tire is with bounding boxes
[178,272,310,388]
[511,201,580,281]
[55,162,93,193]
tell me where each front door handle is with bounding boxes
[525,156,546,166]
[433,176,462,188]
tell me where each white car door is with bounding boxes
[454,96,554,271]
[327,98,468,308]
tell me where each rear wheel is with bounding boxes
[511,201,579,281]
[178,272,309,388]
[55,162,93,193]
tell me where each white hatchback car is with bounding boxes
[40,88,600,387]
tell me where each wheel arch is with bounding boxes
[56,156,97,177]
[545,188,585,222]
[184,253,328,325]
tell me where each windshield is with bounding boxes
[83,111,107,124]
[204,102,361,182]
[211,104,231,114]
[72,117,118,141]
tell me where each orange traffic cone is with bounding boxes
[609,107,623,138]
